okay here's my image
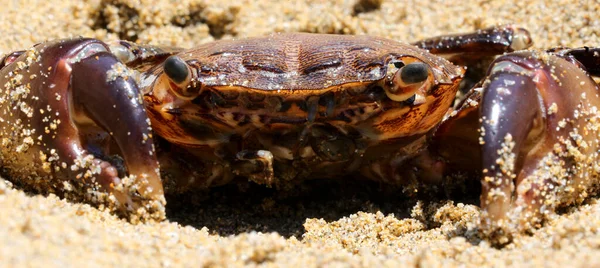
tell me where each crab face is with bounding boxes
[139,33,463,187]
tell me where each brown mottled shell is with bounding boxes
[176,33,462,92]
[145,33,465,150]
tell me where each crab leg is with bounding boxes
[477,50,600,239]
[412,25,533,63]
[549,47,600,76]
[107,40,183,72]
[0,50,25,68]
[0,38,164,220]
[413,25,534,93]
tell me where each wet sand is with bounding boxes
[1,0,600,267]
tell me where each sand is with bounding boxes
[1,0,600,267]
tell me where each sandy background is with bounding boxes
[1,0,600,267]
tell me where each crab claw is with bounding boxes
[0,38,164,221]
[478,50,600,241]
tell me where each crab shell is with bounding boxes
[141,33,464,190]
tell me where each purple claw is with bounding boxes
[478,51,600,239]
[0,38,164,220]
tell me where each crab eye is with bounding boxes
[400,62,429,84]
[384,61,432,103]
[163,56,200,99]
[164,56,189,83]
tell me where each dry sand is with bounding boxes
[1,0,600,267]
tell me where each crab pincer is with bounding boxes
[0,38,164,221]
[471,49,600,242]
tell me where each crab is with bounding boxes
[1,25,599,244]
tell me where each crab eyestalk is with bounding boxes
[384,61,432,104]
[163,55,200,99]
